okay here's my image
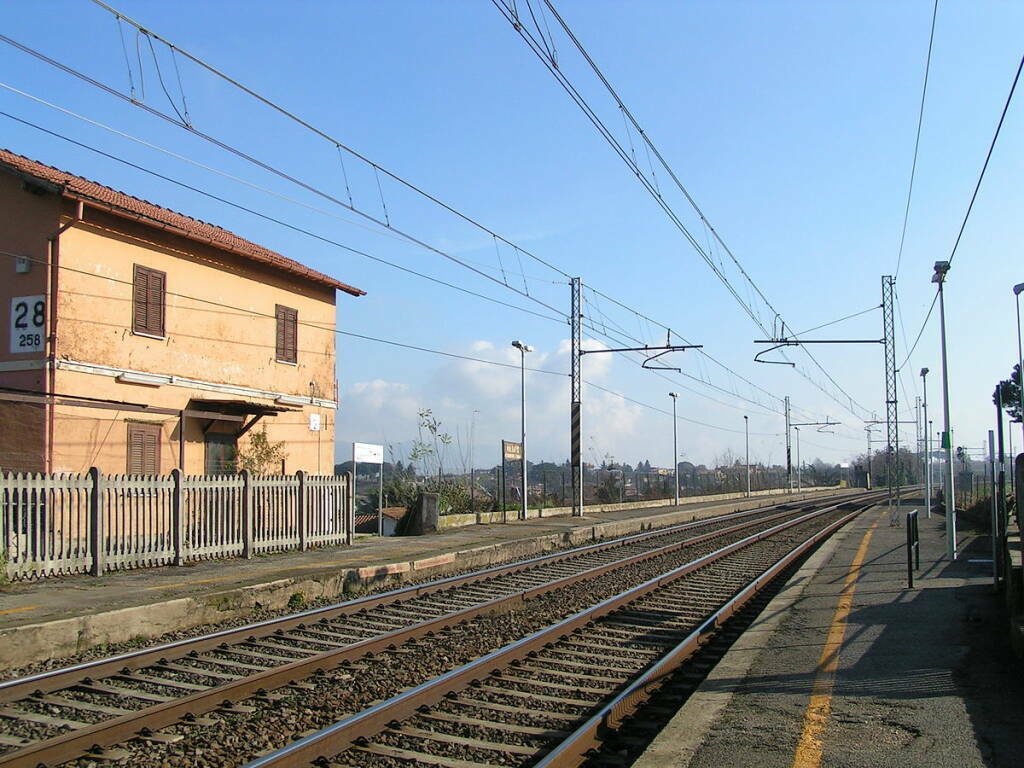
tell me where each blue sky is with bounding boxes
[2,1,1021,470]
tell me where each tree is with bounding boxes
[237,426,287,474]
[993,365,1022,422]
[409,409,453,477]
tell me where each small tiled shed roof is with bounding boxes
[0,148,365,296]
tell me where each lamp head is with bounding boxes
[511,340,533,353]
[668,392,678,399]
[1014,282,1024,296]
[920,367,929,377]
[931,260,950,283]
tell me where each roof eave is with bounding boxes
[61,191,366,297]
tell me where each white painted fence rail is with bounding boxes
[1,469,353,581]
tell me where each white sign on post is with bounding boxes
[10,295,46,354]
[353,442,384,463]
[352,442,386,537]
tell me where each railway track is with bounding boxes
[243,493,886,768]
[0,490,874,767]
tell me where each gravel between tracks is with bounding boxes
[3,502,796,683]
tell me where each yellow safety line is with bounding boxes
[0,605,38,616]
[791,509,884,768]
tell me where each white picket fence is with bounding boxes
[1,469,352,581]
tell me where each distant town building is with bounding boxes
[0,149,364,475]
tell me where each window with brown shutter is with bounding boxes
[126,422,162,475]
[275,304,298,364]
[133,265,166,337]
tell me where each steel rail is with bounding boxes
[0,495,863,767]
[242,494,884,767]
[0,493,838,703]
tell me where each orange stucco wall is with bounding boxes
[0,169,58,471]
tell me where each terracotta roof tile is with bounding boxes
[0,148,365,296]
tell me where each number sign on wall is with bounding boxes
[10,295,46,354]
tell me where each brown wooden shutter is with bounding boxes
[132,266,149,333]
[133,265,167,336]
[276,305,297,363]
[147,269,165,336]
[127,422,162,474]
[276,305,287,361]
[286,307,297,363]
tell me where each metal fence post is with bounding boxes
[88,467,105,576]
[241,469,253,559]
[171,468,184,566]
[296,470,307,551]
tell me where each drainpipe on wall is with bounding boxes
[44,200,83,473]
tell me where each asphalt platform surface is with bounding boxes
[637,495,1024,768]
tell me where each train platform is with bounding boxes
[0,487,851,672]
[637,495,1024,768]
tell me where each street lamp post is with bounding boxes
[795,426,801,490]
[1014,283,1024,451]
[921,367,931,518]
[669,392,679,506]
[511,341,533,521]
[933,261,956,559]
[744,415,750,497]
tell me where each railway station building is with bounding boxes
[0,148,364,476]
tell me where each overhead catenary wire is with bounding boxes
[4,109,804,429]
[0,84,809,424]
[83,1,574,281]
[0,31,793,418]
[492,0,874,422]
[0,13,853,427]
[0,246,787,438]
[895,50,1022,374]
[0,33,566,320]
[946,50,1023,269]
[0,110,566,327]
[5,8,870,433]
[894,0,939,280]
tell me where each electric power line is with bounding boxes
[0,31,808,421]
[0,246,784,438]
[946,50,1023,269]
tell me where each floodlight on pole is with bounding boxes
[932,261,956,559]
[511,341,532,521]
[669,392,679,506]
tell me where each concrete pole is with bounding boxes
[989,430,998,587]
[670,392,679,506]
[922,368,931,518]
[511,342,531,521]
[744,415,750,498]
[795,427,801,490]
[785,396,793,492]
[937,277,957,559]
[915,395,922,484]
